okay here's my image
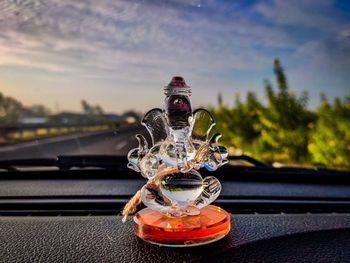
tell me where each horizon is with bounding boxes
[0,0,349,113]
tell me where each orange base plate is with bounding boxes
[133,205,230,247]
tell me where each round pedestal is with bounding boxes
[133,205,230,247]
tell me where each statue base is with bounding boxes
[133,205,230,247]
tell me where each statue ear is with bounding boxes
[141,108,168,146]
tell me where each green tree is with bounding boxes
[309,95,350,169]
[23,104,51,117]
[81,100,104,116]
[0,92,24,124]
[217,92,223,107]
[212,91,263,153]
[255,59,315,163]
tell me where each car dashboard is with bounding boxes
[0,158,350,262]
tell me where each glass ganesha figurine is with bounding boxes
[123,76,230,246]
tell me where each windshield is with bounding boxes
[0,0,349,170]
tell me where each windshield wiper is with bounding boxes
[0,155,267,171]
[0,158,57,171]
[228,155,269,167]
[0,155,128,171]
[0,154,267,171]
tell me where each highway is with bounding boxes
[0,125,149,160]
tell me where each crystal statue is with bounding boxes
[123,77,230,247]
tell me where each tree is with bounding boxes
[217,93,223,107]
[309,95,350,169]
[255,59,315,163]
[0,91,24,124]
[23,104,51,117]
[212,91,263,154]
[81,100,104,116]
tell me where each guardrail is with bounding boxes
[0,123,112,144]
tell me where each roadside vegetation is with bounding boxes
[0,94,141,144]
[211,59,350,170]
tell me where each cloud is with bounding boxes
[0,0,287,74]
[0,0,349,110]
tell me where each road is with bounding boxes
[0,125,150,160]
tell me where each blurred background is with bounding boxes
[0,0,349,169]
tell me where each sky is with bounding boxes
[0,0,349,113]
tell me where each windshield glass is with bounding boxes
[0,0,349,170]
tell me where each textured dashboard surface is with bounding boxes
[1,213,350,263]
